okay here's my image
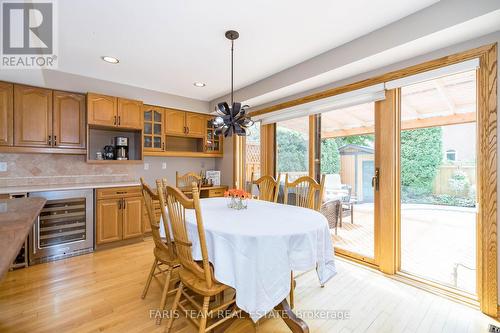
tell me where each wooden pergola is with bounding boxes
[278,70,476,138]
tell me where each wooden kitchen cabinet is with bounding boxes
[0,82,13,146]
[143,105,165,152]
[96,199,122,244]
[164,108,206,137]
[185,112,206,137]
[118,98,143,129]
[96,186,144,246]
[143,106,223,157]
[122,197,143,239]
[87,93,117,127]
[165,108,186,136]
[14,85,53,147]
[53,91,86,149]
[204,115,223,154]
[88,93,143,130]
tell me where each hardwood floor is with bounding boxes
[0,238,498,333]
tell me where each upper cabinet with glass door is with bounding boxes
[142,106,223,157]
[204,115,223,154]
[143,105,164,152]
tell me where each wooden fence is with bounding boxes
[432,165,476,196]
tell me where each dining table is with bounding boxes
[160,197,337,332]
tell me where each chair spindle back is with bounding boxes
[283,174,326,211]
[165,183,214,288]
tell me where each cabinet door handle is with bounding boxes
[118,116,121,126]
[48,135,52,146]
[122,198,126,210]
[113,116,117,125]
[162,142,165,150]
[118,199,122,209]
[53,135,57,146]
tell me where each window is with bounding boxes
[446,149,457,161]
[245,122,261,181]
[276,116,309,181]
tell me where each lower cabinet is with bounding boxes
[96,187,143,245]
[96,199,122,244]
[122,197,143,239]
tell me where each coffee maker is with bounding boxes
[114,136,129,160]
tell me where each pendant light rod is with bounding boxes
[214,30,253,137]
[231,39,234,106]
[225,30,239,107]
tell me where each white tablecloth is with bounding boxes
[160,197,337,321]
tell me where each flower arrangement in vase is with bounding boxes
[224,189,251,210]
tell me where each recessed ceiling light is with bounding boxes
[101,56,119,64]
[193,82,206,87]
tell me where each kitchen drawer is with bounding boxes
[207,188,225,198]
[96,186,142,200]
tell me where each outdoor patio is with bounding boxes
[331,203,477,294]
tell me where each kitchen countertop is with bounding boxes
[0,197,46,280]
[0,181,141,195]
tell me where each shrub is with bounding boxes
[276,127,308,172]
[401,127,442,196]
[320,138,340,174]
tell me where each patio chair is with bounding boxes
[320,199,342,235]
[323,174,349,202]
[341,185,356,224]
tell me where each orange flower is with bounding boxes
[226,188,250,199]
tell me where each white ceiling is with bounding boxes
[56,0,439,101]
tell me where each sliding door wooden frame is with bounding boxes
[376,90,398,273]
[232,135,245,189]
[253,43,497,316]
[308,115,316,178]
[476,44,497,316]
[260,124,276,177]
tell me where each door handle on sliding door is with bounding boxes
[372,168,380,191]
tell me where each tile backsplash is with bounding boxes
[0,153,141,187]
[0,154,218,188]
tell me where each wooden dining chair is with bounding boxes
[140,178,179,325]
[283,174,326,211]
[164,183,241,333]
[282,174,325,309]
[249,173,281,203]
[176,171,202,188]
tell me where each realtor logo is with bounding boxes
[1,0,57,68]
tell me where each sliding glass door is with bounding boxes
[320,102,377,263]
[253,47,496,314]
[398,69,477,295]
[276,116,309,181]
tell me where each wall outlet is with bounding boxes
[161,162,167,170]
[0,162,7,172]
[144,163,150,170]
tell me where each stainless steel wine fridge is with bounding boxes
[29,189,94,264]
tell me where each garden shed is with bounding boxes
[339,144,374,203]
